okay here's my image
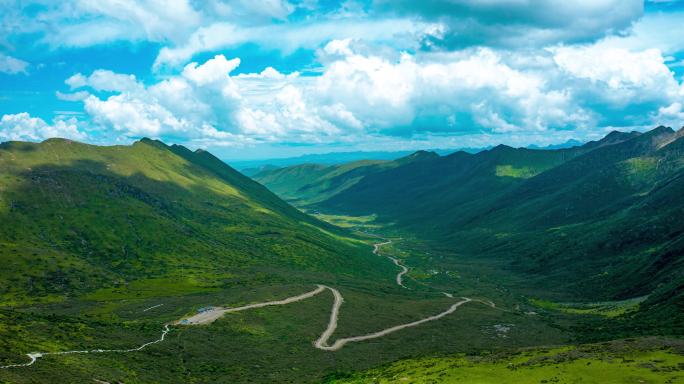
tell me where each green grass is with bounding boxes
[530,296,648,318]
[324,338,684,383]
[2,132,684,382]
[495,164,540,178]
[81,277,224,301]
[310,213,380,229]
[0,138,396,306]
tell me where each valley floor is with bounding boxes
[0,220,681,383]
[0,240,493,370]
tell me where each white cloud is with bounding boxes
[656,102,684,129]
[0,113,86,142]
[37,0,203,47]
[551,44,683,123]
[56,90,91,101]
[0,53,29,74]
[595,11,684,56]
[66,70,141,92]
[313,45,592,134]
[553,46,675,91]
[84,93,191,137]
[153,18,424,69]
[60,36,684,150]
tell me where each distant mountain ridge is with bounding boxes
[231,139,586,175]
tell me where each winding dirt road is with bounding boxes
[1,240,491,370]
[0,325,171,370]
[178,285,327,325]
[314,287,472,351]
[372,240,409,288]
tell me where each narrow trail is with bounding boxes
[178,285,327,325]
[373,240,408,288]
[142,304,164,312]
[0,325,171,370]
[1,239,494,370]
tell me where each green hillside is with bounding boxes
[2,131,682,383]
[0,138,396,306]
[252,150,443,207]
[314,133,642,223]
[254,127,684,335]
[325,338,684,384]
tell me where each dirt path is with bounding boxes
[372,240,409,288]
[142,304,164,312]
[314,287,471,351]
[1,240,492,369]
[0,325,171,370]
[178,285,327,325]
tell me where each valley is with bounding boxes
[0,128,683,383]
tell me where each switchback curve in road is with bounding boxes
[1,240,492,369]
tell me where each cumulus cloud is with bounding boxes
[73,55,320,144]
[0,113,86,142]
[6,0,302,50]
[550,43,683,126]
[58,34,684,149]
[153,18,424,69]
[313,43,594,135]
[66,70,141,92]
[553,46,675,92]
[0,53,29,74]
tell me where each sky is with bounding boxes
[1,0,684,160]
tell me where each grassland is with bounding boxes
[530,296,648,318]
[324,338,684,383]
[2,132,683,383]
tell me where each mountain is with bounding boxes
[252,152,439,205]
[228,150,423,172]
[234,141,589,174]
[254,126,684,332]
[229,147,499,173]
[0,138,394,305]
[527,138,584,150]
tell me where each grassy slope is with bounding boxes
[0,138,400,302]
[0,139,562,383]
[0,138,433,382]
[253,128,684,336]
[315,143,597,231]
[324,338,684,383]
[252,151,440,206]
[453,128,684,322]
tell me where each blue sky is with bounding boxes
[1,0,684,159]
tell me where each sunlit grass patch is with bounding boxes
[82,277,221,301]
[325,340,684,384]
[529,296,648,318]
[311,213,380,229]
[495,165,540,178]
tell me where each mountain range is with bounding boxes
[253,126,684,332]
[1,128,682,382]
[230,139,583,176]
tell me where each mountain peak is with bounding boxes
[410,150,438,158]
[582,130,641,150]
[395,150,439,164]
[136,137,168,149]
[647,125,675,136]
[490,144,514,152]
